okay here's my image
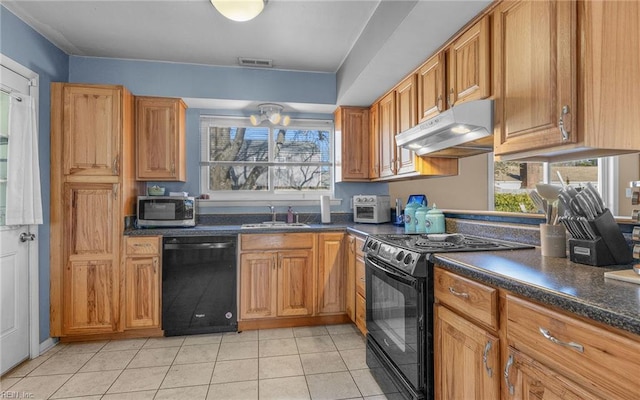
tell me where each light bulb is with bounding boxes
[250,114,260,126]
[211,0,265,22]
[268,112,281,125]
[281,115,291,126]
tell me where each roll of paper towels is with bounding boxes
[320,195,331,223]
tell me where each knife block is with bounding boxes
[568,209,632,266]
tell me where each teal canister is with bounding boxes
[425,204,445,234]
[404,202,419,233]
[414,204,430,233]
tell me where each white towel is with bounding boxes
[5,95,43,225]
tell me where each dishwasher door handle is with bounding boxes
[164,242,235,250]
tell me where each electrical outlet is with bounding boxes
[626,188,633,198]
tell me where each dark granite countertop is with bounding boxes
[434,249,640,336]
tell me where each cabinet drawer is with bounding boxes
[241,233,314,251]
[355,256,365,298]
[434,267,498,330]
[125,236,160,255]
[506,295,640,400]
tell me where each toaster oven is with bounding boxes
[353,195,391,224]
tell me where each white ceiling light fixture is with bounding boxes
[250,103,290,126]
[210,0,266,22]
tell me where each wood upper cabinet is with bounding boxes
[395,75,419,176]
[446,15,490,108]
[317,232,346,315]
[378,91,397,179]
[368,103,380,179]
[493,0,577,157]
[239,234,314,320]
[334,107,370,182]
[62,182,121,335]
[494,0,640,161]
[62,85,122,177]
[434,305,499,400]
[135,96,186,181]
[124,236,161,330]
[418,53,446,121]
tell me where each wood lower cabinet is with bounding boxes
[334,107,370,182]
[135,96,186,181]
[434,267,499,400]
[50,82,141,339]
[239,234,314,320]
[124,236,161,330]
[317,232,346,315]
[354,236,366,335]
[345,235,356,321]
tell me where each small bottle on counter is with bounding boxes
[287,206,294,223]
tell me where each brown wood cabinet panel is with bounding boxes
[493,0,577,156]
[369,104,380,179]
[345,235,356,322]
[447,15,490,107]
[277,249,314,317]
[124,255,160,329]
[239,252,277,320]
[355,293,366,335]
[506,295,640,399]
[135,96,186,181]
[395,74,418,176]
[418,53,446,122]
[434,305,499,400]
[355,252,365,299]
[62,85,122,177]
[125,236,160,255]
[378,91,397,178]
[434,267,498,331]
[241,233,314,251]
[335,107,370,181]
[317,232,346,315]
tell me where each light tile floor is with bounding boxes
[1,324,403,400]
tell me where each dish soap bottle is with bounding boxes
[287,206,294,223]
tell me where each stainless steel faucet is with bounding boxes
[269,205,277,222]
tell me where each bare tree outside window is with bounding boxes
[201,118,333,197]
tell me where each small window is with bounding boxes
[200,117,334,201]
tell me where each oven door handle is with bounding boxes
[366,256,418,287]
[164,242,235,250]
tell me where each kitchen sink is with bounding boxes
[241,222,310,229]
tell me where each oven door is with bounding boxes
[365,255,427,395]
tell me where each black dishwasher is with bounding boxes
[162,236,237,336]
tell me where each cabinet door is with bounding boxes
[447,16,490,107]
[63,183,121,335]
[378,91,397,178]
[240,252,277,319]
[125,255,160,329]
[135,97,186,181]
[434,305,499,400]
[504,349,601,400]
[277,249,313,317]
[395,75,418,176]
[317,233,346,315]
[355,293,366,335]
[493,0,577,155]
[63,85,121,176]
[336,107,370,181]
[345,235,356,322]
[418,52,446,121]
[369,103,380,179]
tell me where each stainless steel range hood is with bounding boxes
[395,99,494,158]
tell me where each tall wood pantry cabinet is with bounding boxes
[50,83,142,338]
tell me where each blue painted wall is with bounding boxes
[3,5,387,345]
[1,5,69,343]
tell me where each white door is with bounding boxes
[0,64,34,375]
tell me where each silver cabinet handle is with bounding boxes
[538,327,584,353]
[20,232,36,242]
[448,287,469,299]
[504,353,515,395]
[559,105,571,141]
[482,341,493,378]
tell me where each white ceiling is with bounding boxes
[3,0,492,112]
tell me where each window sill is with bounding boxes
[197,198,342,208]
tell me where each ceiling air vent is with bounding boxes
[238,57,273,68]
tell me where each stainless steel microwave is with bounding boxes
[137,196,196,227]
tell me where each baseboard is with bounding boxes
[39,337,59,355]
